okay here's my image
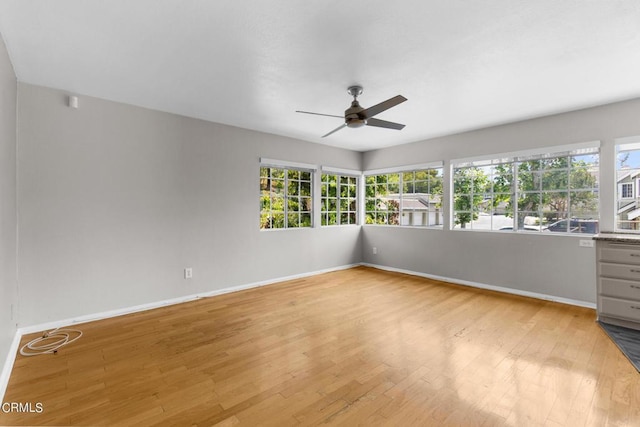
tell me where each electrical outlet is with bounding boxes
[185,268,193,279]
[372,247,377,255]
[579,240,594,248]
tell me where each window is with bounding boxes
[616,140,640,231]
[365,165,443,227]
[452,143,599,233]
[321,174,358,226]
[365,173,400,225]
[620,182,634,199]
[260,165,313,229]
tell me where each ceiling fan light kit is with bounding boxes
[296,86,407,138]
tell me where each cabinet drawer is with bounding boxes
[599,296,640,322]
[599,244,640,265]
[600,277,640,300]
[599,262,640,280]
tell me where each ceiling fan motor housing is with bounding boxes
[345,100,366,128]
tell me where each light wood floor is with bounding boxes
[1,266,639,426]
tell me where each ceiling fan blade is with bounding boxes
[296,110,344,119]
[360,95,407,119]
[322,123,347,138]
[366,118,405,130]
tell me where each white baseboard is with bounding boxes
[361,262,596,309]
[0,263,358,403]
[0,329,21,404]
[18,263,359,335]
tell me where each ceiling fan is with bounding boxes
[296,86,407,138]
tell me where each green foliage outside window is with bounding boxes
[321,174,357,226]
[452,153,598,231]
[260,167,312,229]
[453,167,489,228]
[365,168,443,226]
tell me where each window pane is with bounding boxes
[615,143,640,231]
[492,164,513,193]
[260,195,270,211]
[454,195,472,211]
[260,213,271,229]
[492,214,514,231]
[272,179,284,193]
[271,194,284,211]
[272,212,285,228]
[570,191,598,217]
[300,213,312,227]
[518,212,544,228]
[518,192,542,211]
[301,181,311,196]
[542,170,568,191]
[327,213,337,226]
[430,174,443,195]
[288,213,300,227]
[403,181,414,194]
[288,181,299,196]
[375,212,388,224]
[271,168,285,179]
[453,212,474,229]
[518,171,540,191]
[287,198,300,212]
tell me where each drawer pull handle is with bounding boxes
[630,269,640,273]
[631,254,640,257]
[633,306,640,310]
[632,285,640,289]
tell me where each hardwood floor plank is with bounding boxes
[1,266,638,426]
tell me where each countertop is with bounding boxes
[593,233,640,243]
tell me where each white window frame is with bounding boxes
[320,166,360,226]
[615,137,640,233]
[451,141,600,234]
[363,161,444,228]
[260,158,317,230]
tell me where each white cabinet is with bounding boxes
[597,239,640,330]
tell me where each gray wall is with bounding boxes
[17,83,362,326]
[0,35,17,369]
[13,81,640,326]
[362,98,640,304]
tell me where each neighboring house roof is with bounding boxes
[383,193,440,210]
[619,201,637,214]
[617,169,640,183]
[628,207,640,220]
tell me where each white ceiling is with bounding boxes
[1,1,639,152]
